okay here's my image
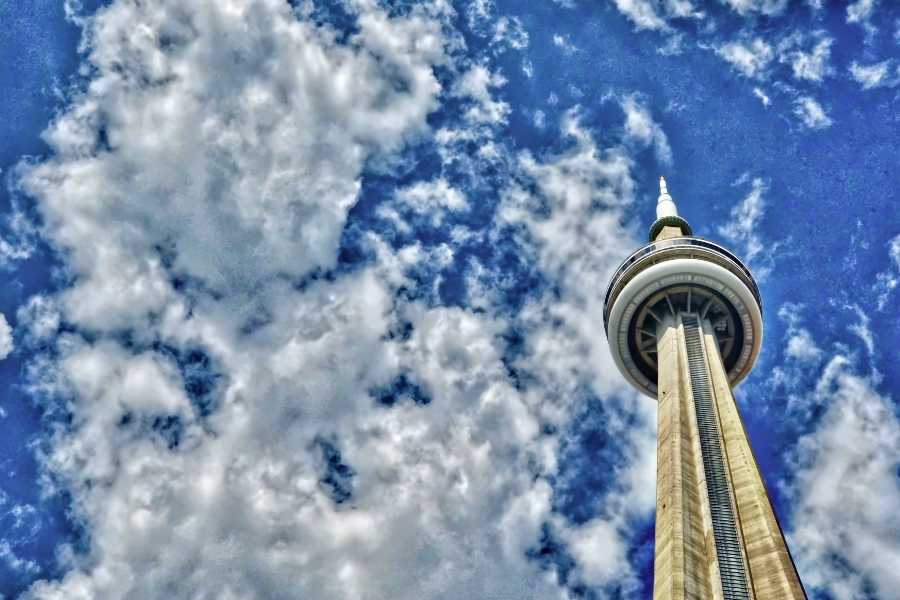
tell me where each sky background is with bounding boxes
[0,0,898,598]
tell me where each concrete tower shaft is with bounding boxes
[603,179,806,600]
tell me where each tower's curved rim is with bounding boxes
[605,258,763,399]
[603,236,761,332]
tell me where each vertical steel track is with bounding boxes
[683,315,751,600]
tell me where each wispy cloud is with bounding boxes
[753,87,772,106]
[793,96,833,129]
[717,176,776,279]
[850,59,900,90]
[611,0,668,31]
[780,35,833,82]
[715,38,774,79]
[874,234,900,310]
[721,0,788,16]
[766,302,900,600]
[621,94,673,165]
[0,314,12,361]
[846,0,879,27]
[788,354,900,600]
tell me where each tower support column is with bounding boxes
[653,315,806,600]
[654,317,723,600]
[701,323,807,599]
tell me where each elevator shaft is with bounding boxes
[682,315,750,600]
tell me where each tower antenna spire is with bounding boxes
[648,176,692,242]
[657,176,678,219]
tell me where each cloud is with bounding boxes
[620,95,673,165]
[793,96,833,129]
[778,304,823,365]
[753,87,772,106]
[453,63,511,124]
[850,59,900,90]
[497,107,658,592]
[387,178,469,227]
[715,38,774,79]
[21,0,450,335]
[0,313,12,360]
[787,355,900,600]
[10,0,679,596]
[0,540,39,576]
[552,34,578,56]
[610,0,703,30]
[0,191,38,269]
[12,1,589,597]
[846,0,878,26]
[611,0,668,31]
[780,36,833,82]
[874,233,900,310]
[502,108,643,399]
[491,16,529,51]
[465,1,529,53]
[767,302,900,600]
[721,0,788,16]
[717,176,775,279]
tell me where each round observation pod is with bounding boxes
[603,236,763,399]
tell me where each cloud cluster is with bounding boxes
[12,1,668,597]
[763,303,900,600]
[22,0,452,333]
[15,1,566,597]
[0,313,12,361]
[787,356,900,600]
[497,108,658,593]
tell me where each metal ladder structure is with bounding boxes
[682,315,751,600]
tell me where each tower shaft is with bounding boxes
[653,315,806,600]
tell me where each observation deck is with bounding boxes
[603,235,763,399]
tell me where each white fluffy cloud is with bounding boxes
[780,36,833,82]
[0,313,12,360]
[715,38,774,79]
[22,0,450,334]
[610,0,703,31]
[717,176,775,279]
[873,233,900,310]
[491,108,660,591]
[778,304,823,365]
[850,59,900,90]
[721,0,788,16]
[13,1,669,597]
[787,355,900,600]
[793,96,833,129]
[767,305,900,600]
[14,1,577,598]
[386,178,469,229]
[612,0,668,31]
[753,87,772,106]
[621,95,673,165]
[846,0,878,26]
[756,303,900,600]
[452,63,511,125]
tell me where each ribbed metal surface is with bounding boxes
[683,316,751,600]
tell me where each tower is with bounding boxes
[604,178,806,600]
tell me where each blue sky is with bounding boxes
[0,0,898,598]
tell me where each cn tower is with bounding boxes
[604,179,806,599]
